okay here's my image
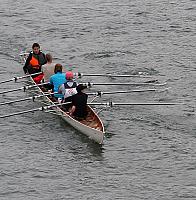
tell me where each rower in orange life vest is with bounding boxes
[23,43,47,84]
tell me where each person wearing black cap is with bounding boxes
[69,84,88,120]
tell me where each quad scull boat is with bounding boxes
[20,53,105,144]
[0,52,172,144]
[38,81,105,144]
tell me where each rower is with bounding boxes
[23,43,47,84]
[69,84,88,120]
[58,71,78,110]
[58,71,78,100]
[41,53,56,82]
[49,64,66,99]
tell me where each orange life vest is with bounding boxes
[30,55,40,69]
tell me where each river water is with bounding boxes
[0,0,196,199]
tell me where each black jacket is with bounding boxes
[23,51,46,75]
[72,92,88,119]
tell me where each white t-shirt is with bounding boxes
[59,81,78,98]
[42,63,56,82]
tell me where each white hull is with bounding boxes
[32,78,105,144]
[55,106,105,143]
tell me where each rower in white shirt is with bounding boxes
[58,71,78,103]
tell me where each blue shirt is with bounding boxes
[50,72,66,98]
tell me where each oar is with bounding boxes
[74,72,153,78]
[0,82,50,95]
[89,102,183,107]
[0,92,57,106]
[87,88,169,96]
[82,82,167,87]
[0,101,183,118]
[0,102,72,118]
[0,72,43,84]
[19,52,29,56]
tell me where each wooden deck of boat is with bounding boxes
[40,86,103,132]
[79,107,103,131]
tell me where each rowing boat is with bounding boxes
[29,74,105,144]
[0,52,171,144]
[20,53,105,144]
[33,76,105,145]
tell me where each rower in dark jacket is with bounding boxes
[23,43,47,83]
[70,84,88,120]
